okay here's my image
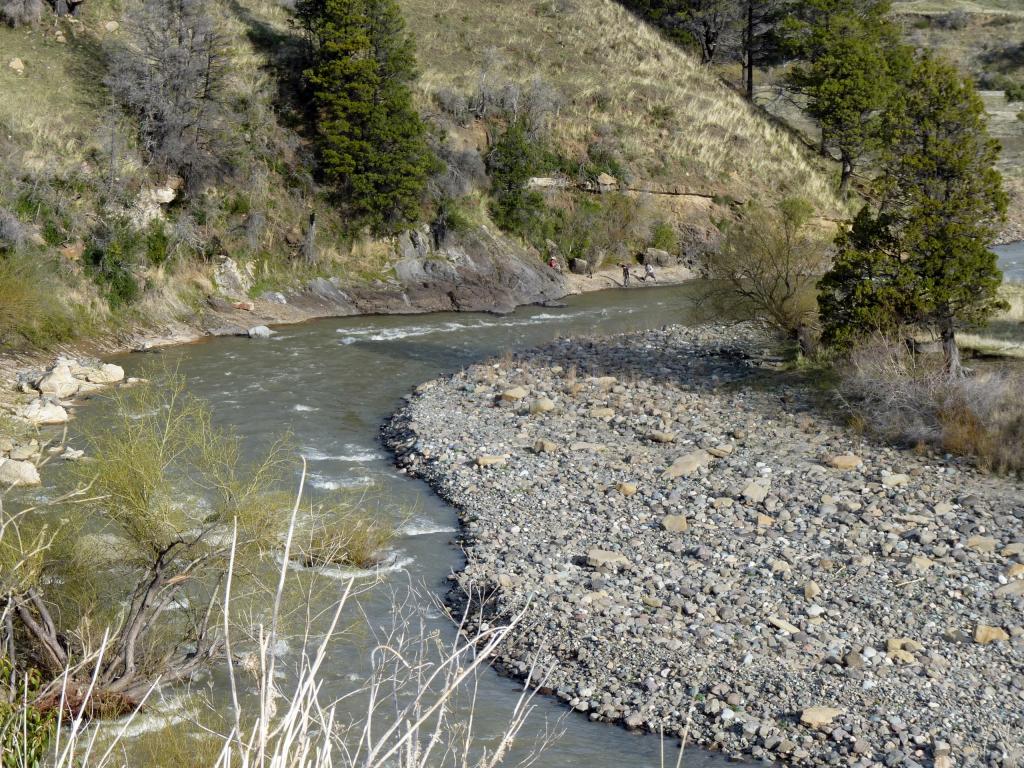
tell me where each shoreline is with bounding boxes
[384,323,1024,768]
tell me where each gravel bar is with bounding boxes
[383,324,1024,768]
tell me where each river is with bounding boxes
[996,240,1024,283]
[69,283,736,766]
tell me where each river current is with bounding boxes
[75,283,731,766]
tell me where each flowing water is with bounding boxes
[996,241,1024,283]
[71,283,738,766]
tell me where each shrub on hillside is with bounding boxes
[1,0,44,26]
[487,119,549,237]
[107,0,232,190]
[0,207,30,251]
[839,336,1024,475]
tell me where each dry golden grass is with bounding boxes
[401,0,845,215]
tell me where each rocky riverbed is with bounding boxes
[385,324,1024,768]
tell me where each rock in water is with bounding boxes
[247,326,274,339]
[21,399,69,425]
[0,459,41,487]
[85,363,125,384]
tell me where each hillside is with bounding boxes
[0,0,842,356]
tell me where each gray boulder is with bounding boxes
[0,459,41,487]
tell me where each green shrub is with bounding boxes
[487,119,551,237]
[145,221,170,266]
[649,219,678,253]
[84,223,143,309]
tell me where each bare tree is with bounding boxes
[705,197,829,355]
[106,0,232,190]
[1,0,44,26]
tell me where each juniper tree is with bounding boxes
[818,53,1008,376]
[298,0,437,235]
[786,0,908,194]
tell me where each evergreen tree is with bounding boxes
[818,53,1008,376]
[786,0,907,194]
[298,0,437,234]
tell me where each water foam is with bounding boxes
[400,517,457,537]
[303,446,384,463]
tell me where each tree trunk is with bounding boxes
[838,156,853,196]
[744,0,754,99]
[302,212,317,264]
[940,315,962,379]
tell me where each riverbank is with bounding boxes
[385,323,1024,768]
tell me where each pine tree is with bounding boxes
[818,53,1008,376]
[298,0,437,235]
[786,0,907,195]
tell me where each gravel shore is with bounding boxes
[384,323,1024,768]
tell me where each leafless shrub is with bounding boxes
[432,144,488,200]
[1,0,44,26]
[704,197,829,355]
[839,335,1024,474]
[434,87,471,125]
[0,208,30,252]
[106,0,233,191]
[933,10,970,31]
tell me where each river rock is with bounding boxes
[801,707,843,729]
[587,549,629,570]
[882,472,910,488]
[476,455,506,468]
[741,481,769,504]
[0,459,41,487]
[828,454,862,470]
[85,363,125,384]
[664,450,712,479]
[37,364,80,399]
[974,625,1009,644]
[247,325,274,339]
[501,387,529,402]
[530,397,555,414]
[21,399,69,425]
[662,515,688,533]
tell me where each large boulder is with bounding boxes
[85,363,125,384]
[21,399,69,425]
[36,364,80,399]
[214,257,252,298]
[0,459,41,487]
[643,247,675,267]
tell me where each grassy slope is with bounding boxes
[0,0,842,356]
[403,0,843,214]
